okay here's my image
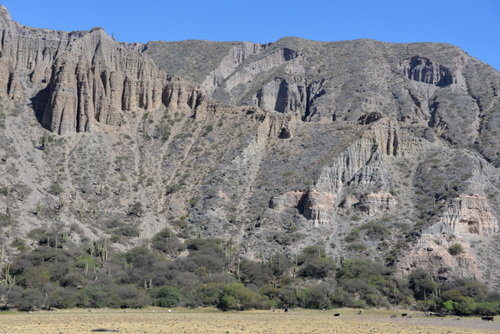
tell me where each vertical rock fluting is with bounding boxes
[268,120,417,226]
[354,191,397,216]
[38,29,168,134]
[0,7,210,134]
[301,190,336,226]
[438,194,498,236]
[0,6,71,101]
[400,56,455,87]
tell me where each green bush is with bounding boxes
[151,228,185,255]
[48,182,63,196]
[453,296,476,316]
[151,286,182,307]
[298,257,336,279]
[409,269,438,301]
[346,243,367,252]
[217,283,258,311]
[448,243,464,255]
[218,295,239,310]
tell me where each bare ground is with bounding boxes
[0,308,498,334]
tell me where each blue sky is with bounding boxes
[2,0,499,70]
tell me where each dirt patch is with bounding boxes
[0,309,498,334]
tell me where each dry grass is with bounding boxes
[0,308,498,334]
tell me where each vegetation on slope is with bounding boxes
[0,235,498,315]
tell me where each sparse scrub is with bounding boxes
[448,243,464,255]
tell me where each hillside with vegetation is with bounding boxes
[0,5,499,313]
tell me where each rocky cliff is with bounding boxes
[1,5,499,288]
[0,6,210,134]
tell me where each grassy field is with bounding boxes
[0,308,498,334]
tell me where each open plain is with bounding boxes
[0,309,498,334]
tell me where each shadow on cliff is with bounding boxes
[31,86,51,131]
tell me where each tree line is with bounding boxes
[0,227,499,315]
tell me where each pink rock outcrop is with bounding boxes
[439,194,498,236]
[397,237,482,280]
[354,191,397,216]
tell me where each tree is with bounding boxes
[296,246,336,279]
[298,257,336,279]
[5,285,23,308]
[18,288,43,311]
[298,282,333,309]
[409,269,438,301]
[115,285,151,308]
[151,286,182,307]
[239,260,273,286]
[151,228,185,256]
[218,283,257,311]
[188,282,225,307]
[336,259,391,281]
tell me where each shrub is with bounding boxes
[165,184,180,195]
[48,182,63,196]
[217,283,258,311]
[408,269,438,301]
[151,286,182,307]
[298,257,336,279]
[297,246,326,264]
[448,243,464,255]
[114,226,140,238]
[128,202,143,217]
[151,228,185,255]
[360,222,391,239]
[344,228,360,242]
[346,243,367,252]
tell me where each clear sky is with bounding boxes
[2,0,499,70]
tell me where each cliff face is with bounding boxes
[1,5,499,288]
[0,7,208,134]
[146,38,500,167]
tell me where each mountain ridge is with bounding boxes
[0,4,499,294]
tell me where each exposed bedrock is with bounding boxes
[1,5,500,287]
[145,37,500,165]
[0,9,210,134]
[431,194,498,236]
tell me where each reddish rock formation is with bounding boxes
[439,194,498,236]
[354,191,397,216]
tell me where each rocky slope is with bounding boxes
[0,5,499,288]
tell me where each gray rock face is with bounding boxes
[146,38,500,166]
[1,5,500,287]
[0,8,210,134]
[401,56,454,87]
